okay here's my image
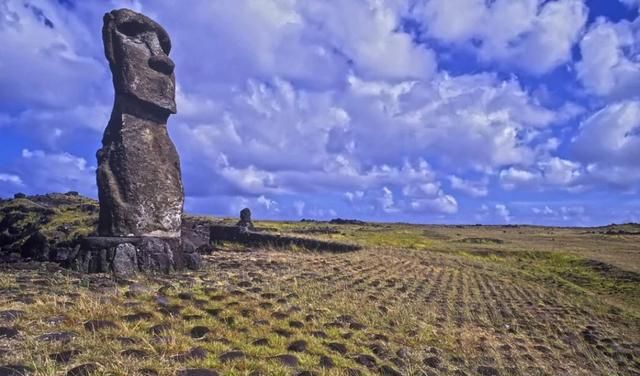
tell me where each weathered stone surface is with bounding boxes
[97,8,183,238]
[111,242,138,277]
[72,236,199,274]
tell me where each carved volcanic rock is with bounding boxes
[97,8,183,238]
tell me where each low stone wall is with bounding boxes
[209,225,361,253]
[71,236,201,277]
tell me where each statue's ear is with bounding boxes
[102,12,117,67]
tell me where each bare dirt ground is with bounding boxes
[1,220,639,376]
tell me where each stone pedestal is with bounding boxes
[73,236,200,277]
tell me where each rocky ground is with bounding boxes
[0,194,639,375]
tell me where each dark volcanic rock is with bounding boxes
[172,347,207,362]
[66,363,99,376]
[0,327,19,339]
[20,231,49,260]
[0,365,32,376]
[98,8,183,239]
[218,351,246,363]
[83,319,119,332]
[271,354,299,367]
[177,369,219,376]
[37,331,76,343]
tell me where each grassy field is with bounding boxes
[0,208,639,375]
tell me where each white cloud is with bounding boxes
[0,0,111,109]
[293,200,305,216]
[449,175,488,197]
[0,173,23,186]
[495,204,512,223]
[257,195,278,211]
[573,100,640,190]
[0,149,96,196]
[499,157,583,191]
[577,16,640,98]
[413,0,588,74]
[619,0,640,8]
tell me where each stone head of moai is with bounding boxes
[103,8,176,117]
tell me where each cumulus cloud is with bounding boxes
[619,0,640,8]
[0,149,95,197]
[576,15,640,99]
[0,173,23,186]
[0,0,115,109]
[413,0,588,74]
[499,157,583,191]
[572,100,640,190]
[448,175,489,197]
[495,204,512,223]
[0,0,637,225]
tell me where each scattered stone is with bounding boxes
[319,356,334,368]
[477,366,500,376]
[273,329,293,338]
[354,354,377,368]
[252,338,269,346]
[289,320,304,329]
[327,342,348,354]
[148,323,171,336]
[83,320,119,332]
[50,349,81,364]
[176,369,219,376]
[121,349,149,359]
[0,365,32,376]
[138,369,158,376]
[122,312,154,322]
[0,328,18,339]
[37,331,76,343]
[379,365,402,376]
[219,351,246,363]
[190,326,210,339]
[172,347,207,362]
[271,354,299,367]
[0,311,25,322]
[116,336,138,345]
[287,340,307,352]
[311,331,327,338]
[424,356,441,369]
[66,363,99,376]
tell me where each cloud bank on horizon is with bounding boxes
[0,0,639,225]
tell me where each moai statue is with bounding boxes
[74,9,200,276]
[98,8,183,238]
[236,208,255,232]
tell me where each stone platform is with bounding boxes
[209,225,361,253]
[72,236,201,277]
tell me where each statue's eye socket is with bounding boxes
[117,20,147,37]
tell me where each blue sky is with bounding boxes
[0,0,639,226]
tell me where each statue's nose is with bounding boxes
[148,55,175,75]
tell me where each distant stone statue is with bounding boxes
[97,8,183,238]
[236,208,255,232]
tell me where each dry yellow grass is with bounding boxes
[0,222,639,375]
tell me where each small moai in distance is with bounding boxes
[236,208,255,232]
